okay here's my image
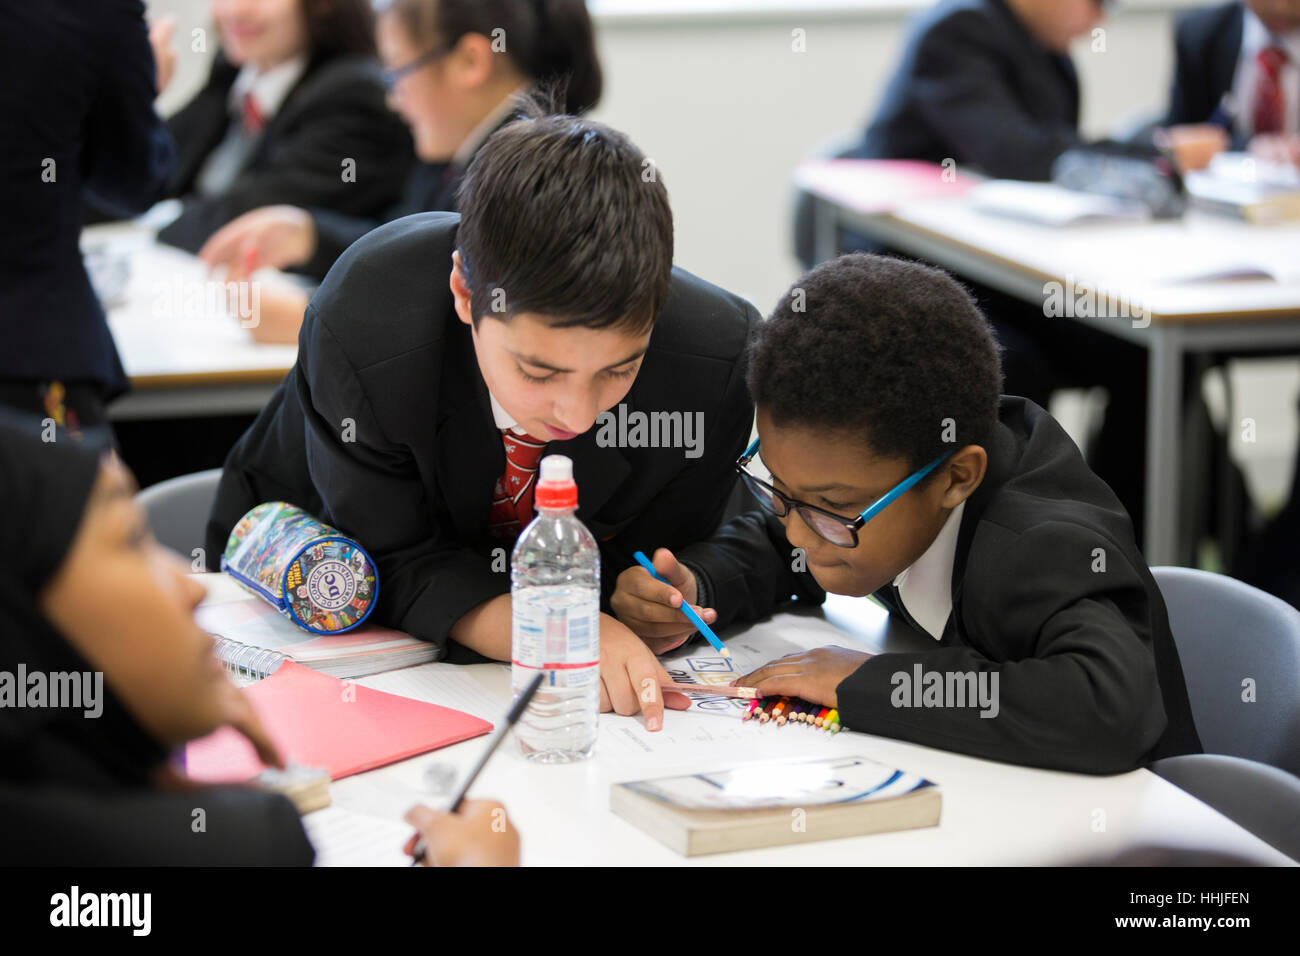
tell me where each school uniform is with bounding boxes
[0,0,174,416]
[0,412,314,866]
[853,0,1082,180]
[1166,2,1300,142]
[205,212,758,658]
[695,396,1203,775]
[153,49,414,253]
[297,93,525,280]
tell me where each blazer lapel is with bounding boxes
[1212,6,1245,130]
[434,319,501,543]
[951,402,1022,611]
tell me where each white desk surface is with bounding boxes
[797,161,1300,323]
[884,198,1300,322]
[254,590,1296,867]
[83,223,297,387]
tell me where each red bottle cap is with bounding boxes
[534,454,578,509]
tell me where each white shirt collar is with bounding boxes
[229,56,308,121]
[488,390,528,435]
[891,500,966,641]
[1242,9,1300,62]
[452,86,528,168]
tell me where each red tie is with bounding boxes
[487,431,547,538]
[1252,44,1290,135]
[241,91,266,136]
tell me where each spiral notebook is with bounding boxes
[198,572,437,680]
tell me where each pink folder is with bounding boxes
[185,661,493,782]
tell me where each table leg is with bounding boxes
[1145,329,1184,566]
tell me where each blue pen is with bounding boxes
[632,550,731,659]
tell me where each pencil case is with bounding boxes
[220,502,379,634]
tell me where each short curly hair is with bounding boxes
[748,254,1003,472]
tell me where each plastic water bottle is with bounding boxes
[511,455,601,762]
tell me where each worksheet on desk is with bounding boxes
[599,614,860,767]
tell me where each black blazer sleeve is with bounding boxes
[679,511,826,629]
[159,57,412,252]
[300,207,383,279]
[597,313,759,608]
[291,304,512,654]
[907,9,1081,180]
[81,0,175,218]
[0,783,314,865]
[834,520,1170,775]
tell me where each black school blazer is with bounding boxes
[1164,2,1249,145]
[157,50,413,253]
[694,397,1203,775]
[206,213,758,657]
[854,0,1081,180]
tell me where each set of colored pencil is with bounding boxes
[742,696,841,732]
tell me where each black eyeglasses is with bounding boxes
[735,437,951,548]
[382,45,452,91]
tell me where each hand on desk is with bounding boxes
[1158,123,1231,172]
[403,799,520,866]
[610,547,718,652]
[199,205,318,282]
[1249,133,1300,168]
[733,645,873,709]
[600,614,691,731]
[240,279,309,345]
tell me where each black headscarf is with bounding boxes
[0,411,168,788]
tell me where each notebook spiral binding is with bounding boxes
[211,635,287,681]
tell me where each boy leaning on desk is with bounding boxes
[613,253,1203,777]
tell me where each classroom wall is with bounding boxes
[144,0,1298,508]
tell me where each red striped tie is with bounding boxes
[1252,45,1290,136]
[241,91,266,136]
[487,431,547,538]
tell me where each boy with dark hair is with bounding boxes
[613,254,1202,773]
[207,112,758,731]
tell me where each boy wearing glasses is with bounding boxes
[612,254,1202,774]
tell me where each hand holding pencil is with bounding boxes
[611,547,721,653]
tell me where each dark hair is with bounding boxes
[302,0,378,58]
[382,0,602,113]
[748,254,1003,473]
[455,109,673,333]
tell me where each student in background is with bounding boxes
[0,0,174,446]
[0,416,521,866]
[206,107,758,732]
[795,1,1231,540]
[196,0,602,344]
[142,0,413,254]
[851,0,1225,183]
[613,255,1202,775]
[1165,0,1300,165]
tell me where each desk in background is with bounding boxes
[83,223,297,422]
[799,161,1300,567]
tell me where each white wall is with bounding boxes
[145,0,1297,507]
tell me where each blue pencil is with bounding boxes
[632,550,731,659]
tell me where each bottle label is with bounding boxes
[512,588,600,689]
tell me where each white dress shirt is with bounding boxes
[891,500,966,641]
